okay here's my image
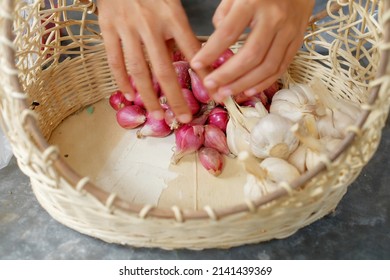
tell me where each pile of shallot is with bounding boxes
[108,48,276,176]
[108,47,356,190]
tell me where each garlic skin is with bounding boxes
[226,117,251,156]
[270,84,317,123]
[287,144,307,173]
[260,157,300,184]
[288,136,342,172]
[250,113,298,159]
[310,78,361,139]
[305,137,342,171]
[316,107,358,139]
[244,157,300,199]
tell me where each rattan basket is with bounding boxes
[1,0,389,250]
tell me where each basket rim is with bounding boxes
[1,0,389,221]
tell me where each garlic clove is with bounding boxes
[226,117,251,156]
[260,157,301,184]
[288,144,307,173]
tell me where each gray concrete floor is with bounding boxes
[1,0,389,260]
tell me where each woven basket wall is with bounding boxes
[1,0,389,250]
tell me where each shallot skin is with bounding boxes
[204,124,230,155]
[171,124,205,164]
[207,107,229,132]
[198,147,224,176]
[173,61,191,89]
[116,105,146,129]
[189,69,212,104]
[212,48,234,69]
[109,90,132,111]
[137,112,172,138]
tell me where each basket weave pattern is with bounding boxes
[1,0,390,249]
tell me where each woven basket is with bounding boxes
[1,0,389,250]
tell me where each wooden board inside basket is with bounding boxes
[49,99,247,210]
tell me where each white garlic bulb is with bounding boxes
[310,78,361,139]
[225,97,268,156]
[287,136,342,172]
[270,84,318,123]
[243,157,301,199]
[305,137,342,171]
[250,113,299,159]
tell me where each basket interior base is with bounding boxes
[49,99,247,210]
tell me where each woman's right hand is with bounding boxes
[97,0,203,123]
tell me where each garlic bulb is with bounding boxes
[243,157,300,199]
[288,136,342,172]
[310,78,361,139]
[270,84,318,123]
[224,97,268,156]
[316,107,359,139]
[250,113,299,159]
[305,137,342,171]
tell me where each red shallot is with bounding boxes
[137,112,172,138]
[109,90,132,111]
[171,124,205,164]
[189,69,212,104]
[173,61,191,89]
[204,124,230,156]
[172,50,186,62]
[116,105,146,129]
[264,81,281,101]
[198,147,224,176]
[207,107,229,132]
[212,48,234,69]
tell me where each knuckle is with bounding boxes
[153,63,174,81]
[239,51,261,67]
[262,61,279,75]
[126,60,145,77]
[107,54,123,70]
[268,4,288,26]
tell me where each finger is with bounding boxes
[216,31,296,98]
[201,15,279,93]
[122,32,163,119]
[244,37,303,96]
[212,0,235,28]
[191,3,252,75]
[142,36,192,123]
[101,28,135,100]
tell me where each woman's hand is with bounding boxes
[98,0,201,123]
[191,0,315,101]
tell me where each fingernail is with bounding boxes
[151,110,164,120]
[204,78,217,89]
[124,93,133,101]
[178,113,192,124]
[191,61,204,70]
[244,88,258,96]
